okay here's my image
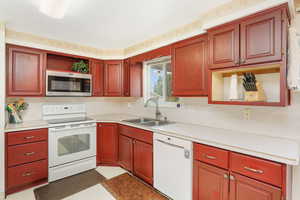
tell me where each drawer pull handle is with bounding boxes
[244,166,264,174]
[24,152,35,156]
[22,172,33,177]
[204,154,217,160]
[24,136,35,139]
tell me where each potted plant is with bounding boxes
[72,60,89,73]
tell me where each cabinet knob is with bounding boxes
[224,174,229,179]
[98,124,102,127]
[24,136,35,140]
[22,172,33,177]
[234,60,239,65]
[230,175,235,180]
[24,152,35,156]
[240,59,246,64]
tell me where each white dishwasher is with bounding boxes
[154,133,193,200]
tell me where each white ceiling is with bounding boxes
[0,0,230,49]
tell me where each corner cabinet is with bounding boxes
[7,45,46,97]
[104,60,123,96]
[172,35,208,96]
[97,123,119,165]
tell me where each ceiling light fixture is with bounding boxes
[39,0,71,19]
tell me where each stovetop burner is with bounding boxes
[47,117,94,125]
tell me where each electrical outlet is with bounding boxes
[243,108,251,120]
[127,103,132,108]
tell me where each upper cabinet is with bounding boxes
[240,9,282,65]
[129,62,143,97]
[208,24,240,69]
[123,59,130,97]
[104,60,124,96]
[90,59,104,97]
[172,35,208,96]
[7,45,46,97]
[208,7,284,69]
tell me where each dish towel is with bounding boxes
[287,27,300,90]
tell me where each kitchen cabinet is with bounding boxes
[119,125,153,185]
[104,60,123,96]
[133,140,153,185]
[130,62,143,97]
[7,45,46,97]
[172,35,208,96]
[90,59,104,96]
[123,59,130,96]
[193,161,229,200]
[208,6,285,69]
[118,134,133,171]
[5,129,48,195]
[193,143,286,200]
[97,123,119,165]
[240,9,282,65]
[208,24,240,69]
[229,172,281,200]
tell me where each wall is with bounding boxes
[6,97,129,122]
[0,23,5,199]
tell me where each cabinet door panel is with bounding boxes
[97,123,118,165]
[133,140,153,185]
[240,10,282,65]
[123,59,130,96]
[229,173,281,200]
[193,161,229,200]
[104,60,123,96]
[130,62,143,97]
[91,60,104,96]
[119,134,133,171]
[172,35,208,96]
[7,46,45,96]
[208,24,240,69]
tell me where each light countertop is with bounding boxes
[5,113,300,166]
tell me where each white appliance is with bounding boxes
[154,133,193,200]
[43,104,96,182]
[46,70,92,96]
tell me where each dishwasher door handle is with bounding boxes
[156,139,184,149]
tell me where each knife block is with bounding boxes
[244,82,266,102]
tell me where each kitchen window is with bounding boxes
[144,56,178,106]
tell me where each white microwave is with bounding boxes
[46,70,92,96]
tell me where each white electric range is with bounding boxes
[43,104,96,182]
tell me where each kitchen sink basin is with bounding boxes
[122,118,174,127]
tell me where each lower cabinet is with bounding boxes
[229,172,282,200]
[193,142,285,200]
[193,161,229,200]
[119,125,153,185]
[5,129,48,195]
[119,134,133,171]
[97,123,119,165]
[133,140,153,185]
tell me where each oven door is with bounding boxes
[46,71,92,96]
[49,124,96,167]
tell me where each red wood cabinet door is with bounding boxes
[130,62,143,97]
[118,134,133,172]
[229,172,282,200]
[172,35,208,96]
[208,24,240,69]
[240,10,282,65]
[133,140,153,185]
[97,123,118,165]
[7,46,46,96]
[104,60,123,96]
[123,59,130,96]
[193,161,229,200]
[91,59,104,96]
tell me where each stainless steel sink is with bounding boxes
[122,117,174,127]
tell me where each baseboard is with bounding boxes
[0,192,4,200]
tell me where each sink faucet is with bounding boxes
[144,97,163,121]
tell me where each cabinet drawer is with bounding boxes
[7,129,48,146]
[7,141,47,167]
[230,152,283,187]
[194,143,229,169]
[119,125,153,144]
[7,159,47,190]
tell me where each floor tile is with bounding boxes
[6,184,47,200]
[62,184,115,200]
[96,166,127,179]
